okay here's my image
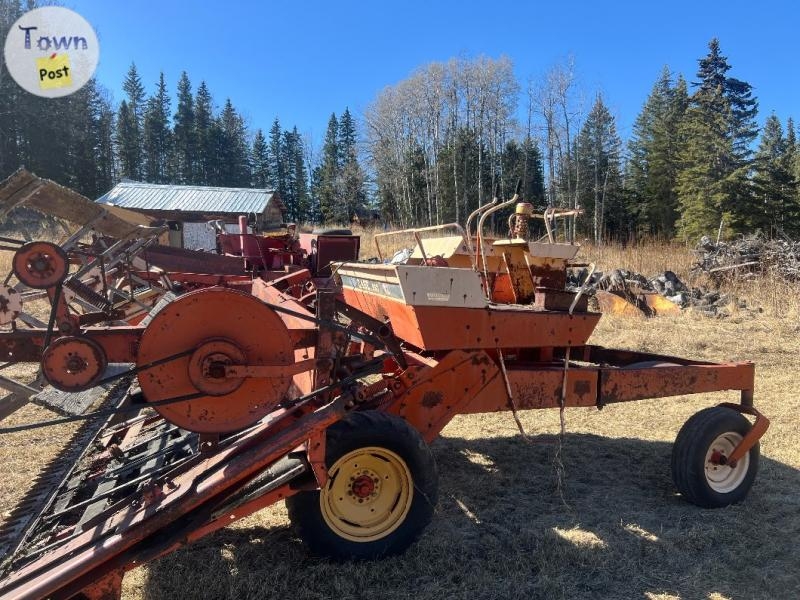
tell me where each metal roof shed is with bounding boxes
[96,181,286,250]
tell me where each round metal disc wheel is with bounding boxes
[41,336,107,392]
[136,287,294,433]
[12,241,68,289]
[320,446,413,542]
[287,411,438,560]
[671,406,759,508]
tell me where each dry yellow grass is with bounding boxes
[116,307,799,600]
[1,237,798,599]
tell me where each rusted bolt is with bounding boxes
[65,355,87,374]
[207,361,226,379]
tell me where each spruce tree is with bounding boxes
[787,119,800,236]
[251,129,270,188]
[0,0,24,177]
[626,68,688,237]
[338,108,357,165]
[281,129,299,220]
[676,39,758,240]
[521,136,546,206]
[122,63,146,125]
[120,63,146,179]
[115,100,139,180]
[173,72,196,183]
[500,137,545,206]
[337,108,365,221]
[142,73,173,183]
[194,81,215,185]
[217,99,250,187]
[675,100,730,240]
[267,118,284,192]
[576,95,623,242]
[290,126,311,222]
[753,115,798,235]
[68,84,100,196]
[314,113,341,223]
[93,87,116,195]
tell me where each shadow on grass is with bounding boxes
[142,433,799,600]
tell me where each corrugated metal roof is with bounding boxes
[96,181,281,215]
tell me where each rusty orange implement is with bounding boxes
[0,200,767,600]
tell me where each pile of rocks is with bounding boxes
[568,267,747,317]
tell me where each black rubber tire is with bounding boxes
[286,411,438,560]
[312,228,353,236]
[671,406,759,508]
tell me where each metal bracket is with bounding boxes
[334,299,407,369]
[306,429,328,488]
[717,401,770,467]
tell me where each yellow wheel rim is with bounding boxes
[320,446,413,542]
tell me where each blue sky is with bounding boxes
[66,0,797,146]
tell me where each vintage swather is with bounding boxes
[0,193,768,600]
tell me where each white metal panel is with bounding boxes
[395,266,487,308]
[182,222,216,251]
[528,242,580,260]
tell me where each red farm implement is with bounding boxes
[0,180,768,600]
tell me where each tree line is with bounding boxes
[2,0,798,241]
[367,41,800,241]
[1,0,364,223]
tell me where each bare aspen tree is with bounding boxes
[366,56,518,227]
[529,58,584,240]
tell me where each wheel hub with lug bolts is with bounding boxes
[709,449,728,466]
[65,354,88,374]
[349,471,380,501]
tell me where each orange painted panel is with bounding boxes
[341,288,600,351]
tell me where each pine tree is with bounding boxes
[338,108,357,165]
[281,128,299,220]
[500,137,545,206]
[787,119,800,236]
[676,39,759,240]
[314,113,340,223]
[753,115,798,235]
[251,129,270,188]
[194,81,215,185]
[290,126,310,221]
[337,108,365,221]
[626,68,688,237]
[576,95,624,242]
[119,63,146,179]
[142,73,173,183]
[115,100,138,180]
[217,99,251,187]
[173,72,196,183]
[267,118,284,191]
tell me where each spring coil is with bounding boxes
[63,277,113,312]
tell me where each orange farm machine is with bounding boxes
[0,191,768,600]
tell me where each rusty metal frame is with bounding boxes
[0,197,773,600]
[373,223,472,267]
[382,346,759,445]
[0,394,348,600]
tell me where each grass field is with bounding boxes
[1,238,798,599]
